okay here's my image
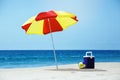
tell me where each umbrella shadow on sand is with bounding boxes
[45,68,107,72]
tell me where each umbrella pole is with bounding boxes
[48,18,58,70]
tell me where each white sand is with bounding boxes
[0,62,120,80]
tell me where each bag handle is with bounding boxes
[86,51,92,56]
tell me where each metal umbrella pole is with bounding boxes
[48,18,58,70]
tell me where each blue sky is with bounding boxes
[0,0,120,50]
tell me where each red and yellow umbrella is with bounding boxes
[22,10,78,70]
[22,10,78,35]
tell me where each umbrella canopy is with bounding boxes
[22,10,78,34]
[22,10,78,70]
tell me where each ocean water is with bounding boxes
[0,50,120,68]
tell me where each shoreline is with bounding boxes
[0,62,120,80]
[0,62,119,69]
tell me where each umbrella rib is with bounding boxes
[48,18,58,70]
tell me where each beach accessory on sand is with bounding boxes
[78,62,85,69]
[22,10,78,70]
[83,51,95,68]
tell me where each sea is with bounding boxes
[0,50,120,68]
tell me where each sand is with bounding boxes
[0,62,120,80]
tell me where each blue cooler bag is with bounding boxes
[83,51,95,68]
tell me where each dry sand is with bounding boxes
[0,62,120,80]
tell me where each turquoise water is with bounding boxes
[0,50,120,68]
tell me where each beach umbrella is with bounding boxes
[22,10,78,70]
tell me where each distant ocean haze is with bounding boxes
[0,50,120,68]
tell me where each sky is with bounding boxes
[0,0,120,50]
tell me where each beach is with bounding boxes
[0,62,120,80]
